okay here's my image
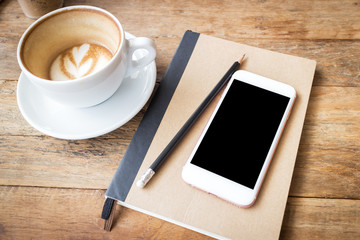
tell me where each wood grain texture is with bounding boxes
[291,87,360,198]
[0,0,359,239]
[0,186,212,240]
[2,0,359,40]
[1,85,358,198]
[67,0,360,40]
[280,197,360,239]
[0,136,125,188]
[1,0,360,85]
[0,186,358,240]
[2,38,360,85]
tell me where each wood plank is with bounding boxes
[0,35,23,81]
[280,197,360,240]
[0,186,358,240]
[302,87,360,148]
[291,144,360,199]
[1,1,359,83]
[0,186,212,240]
[2,37,359,87]
[1,37,360,132]
[1,86,359,198]
[290,87,360,199]
[1,0,359,40]
[76,0,360,40]
[0,136,127,189]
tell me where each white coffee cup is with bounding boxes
[17,5,156,108]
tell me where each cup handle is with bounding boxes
[125,37,156,77]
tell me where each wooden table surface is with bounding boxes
[1,0,359,239]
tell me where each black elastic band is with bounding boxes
[101,198,114,220]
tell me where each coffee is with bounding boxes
[18,6,156,108]
[49,43,113,81]
[19,8,121,80]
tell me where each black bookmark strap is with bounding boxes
[104,30,200,202]
[101,198,117,231]
[101,198,114,220]
[101,30,200,231]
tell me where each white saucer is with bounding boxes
[17,33,156,140]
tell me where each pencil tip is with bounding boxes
[239,54,246,64]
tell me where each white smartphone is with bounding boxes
[182,70,296,207]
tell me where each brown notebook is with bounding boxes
[105,31,316,239]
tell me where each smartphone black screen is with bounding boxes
[190,79,290,189]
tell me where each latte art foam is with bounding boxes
[49,43,113,81]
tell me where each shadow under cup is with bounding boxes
[19,7,121,80]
